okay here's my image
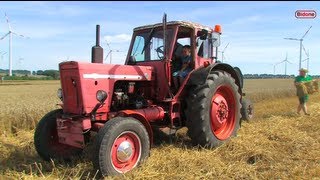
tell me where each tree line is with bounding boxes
[0,69,60,80]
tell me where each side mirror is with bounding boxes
[199,29,208,40]
[128,56,136,65]
[210,32,221,47]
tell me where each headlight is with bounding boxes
[96,90,107,103]
[57,88,63,101]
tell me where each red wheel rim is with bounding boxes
[210,85,236,140]
[110,131,141,173]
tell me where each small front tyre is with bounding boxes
[93,117,150,177]
[34,109,82,161]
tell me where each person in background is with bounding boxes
[294,68,313,115]
[172,45,192,92]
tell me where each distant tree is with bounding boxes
[43,70,60,79]
[37,70,44,75]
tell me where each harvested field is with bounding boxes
[0,79,319,179]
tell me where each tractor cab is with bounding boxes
[126,21,221,98]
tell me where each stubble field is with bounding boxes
[0,79,319,179]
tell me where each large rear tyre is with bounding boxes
[185,71,241,148]
[93,117,150,177]
[240,99,254,121]
[34,109,82,161]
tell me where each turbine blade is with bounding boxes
[4,13,12,31]
[105,39,111,49]
[301,44,308,57]
[222,43,229,52]
[301,26,312,39]
[284,37,300,41]
[0,32,10,40]
[104,50,111,61]
[12,32,30,39]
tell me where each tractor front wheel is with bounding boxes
[93,117,150,177]
[185,71,241,148]
[34,109,82,161]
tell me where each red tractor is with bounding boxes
[34,14,253,177]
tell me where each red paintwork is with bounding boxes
[168,100,180,124]
[135,61,171,101]
[118,107,165,145]
[196,56,212,69]
[56,117,91,148]
[111,132,141,173]
[210,85,236,140]
[59,61,154,114]
[48,120,80,154]
[120,106,165,123]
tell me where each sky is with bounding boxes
[0,1,319,75]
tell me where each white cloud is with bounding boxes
[104,34,132,44]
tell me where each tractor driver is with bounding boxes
[172,45,192,91]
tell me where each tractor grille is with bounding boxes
[60,70,83,114]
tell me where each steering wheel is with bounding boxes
[155,45,164,59]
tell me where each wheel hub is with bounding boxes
[116,141,133,162]
[211,95,229,129]
[217,101,229,121]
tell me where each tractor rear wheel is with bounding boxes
[93,117,150,177]
[240,99,254,121]
[34,109,82,161]
[185,71,241,148]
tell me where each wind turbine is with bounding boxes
[284,25,312,70]
[0,13,29,76]
[273,61,283,75]
[0,52,7,69]
[218,42,229,63]
[301,44,310,71]
[0,51,7,62]
[17,57,24,70]
[104,40,121,64]
[278,53,293,76]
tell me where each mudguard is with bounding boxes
[186,62,244,91]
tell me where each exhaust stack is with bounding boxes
[91,25,103,63]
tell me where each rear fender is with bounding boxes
[186,63,243,94]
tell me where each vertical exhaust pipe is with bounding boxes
[91,25,103,63]
[163,13,167,60]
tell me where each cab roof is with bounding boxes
[133,21,213,32]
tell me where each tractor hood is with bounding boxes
[59,61,154,115]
